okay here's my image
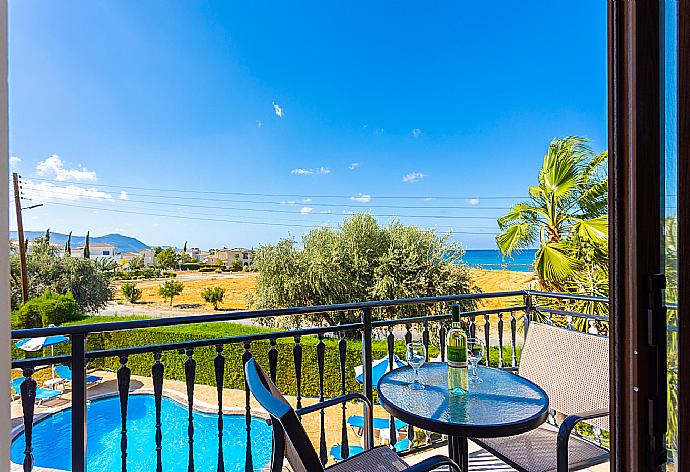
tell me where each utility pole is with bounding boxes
[12,172,28,303]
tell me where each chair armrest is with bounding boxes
[404,455,462,472]
[557,408,609,472]
[296,393,372,417]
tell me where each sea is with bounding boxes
[459,249,536,272]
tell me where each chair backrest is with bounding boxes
[11,377,24,395]
[55,365,72,380]
[519,322,609,429]
[244,357,325,472]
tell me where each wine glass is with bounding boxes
[467,338,484,384]
[406,341,427,390]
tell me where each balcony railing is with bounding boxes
[11,290,612,472]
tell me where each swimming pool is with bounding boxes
[11,394,273,471]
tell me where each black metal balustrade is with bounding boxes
[11,290,616,472]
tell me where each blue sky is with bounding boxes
[8,1,607,250]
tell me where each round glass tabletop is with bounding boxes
[377,363,549,438]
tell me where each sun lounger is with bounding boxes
[54,365,102,385]
[347,415,407,432]
[329,437,411,462]
[11,377,61,404]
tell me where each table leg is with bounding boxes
[448,436,468,471]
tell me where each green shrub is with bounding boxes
[198,267,216,273]
[159,280,184,306]
[121,282,142,303]
[181,263,203,271]
[201,287,225,310]
[230,258,243,271]
[242,265,250,272]
[16,290,80,328]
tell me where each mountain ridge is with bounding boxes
[9,231,150,254]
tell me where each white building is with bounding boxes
[138,248,157,267]
[71,243,118,260]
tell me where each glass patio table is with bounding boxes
[377,363,549,471]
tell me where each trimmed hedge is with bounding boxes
[12,317,521,399]
[87,325,520,398]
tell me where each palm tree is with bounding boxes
[496,136,608,286]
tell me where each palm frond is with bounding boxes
[578,178,608,216]
[496,203,542,229]
[571,216,608,246]
[496,223,537,257]
[534,242,580,282]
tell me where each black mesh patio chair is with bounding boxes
[245,357,462,472]
[471,322,609,472]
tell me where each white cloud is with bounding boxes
[319,210,332,214]
[36,154,97,182]
[9,156,21,167]
[119,191,129,200]
[349,162,360,171]
[21,181,113,202]
[152,223,160,227]
[402,172,428,183]
[350,193,371,203]
[423,197,433,202]
[300,207,314,214]
[273,102,284,117]
[256,120,263,128]
[302,198,312,203]
[290,167,331,176]
[411,128,422,138]
[466,198,480,205]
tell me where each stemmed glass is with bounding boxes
[406,341,427,390]
[467,338,485,384]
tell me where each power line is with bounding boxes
[20,191,503,220]
[22,198,496,234]
[21,182,513,210]
[25,176,524,201]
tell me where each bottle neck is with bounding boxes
[451,321,463,329]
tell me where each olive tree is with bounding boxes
[159,280,184,306]
[249,214,478,327]
[10,234,114,313]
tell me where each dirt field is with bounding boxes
[110,269,534,316]
[112,272,258,312]
[469,268,537,310]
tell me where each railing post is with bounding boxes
[71,332,87,472]
[360,308,374,450]
[523,292,533,342]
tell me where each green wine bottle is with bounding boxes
[447,305,468,395]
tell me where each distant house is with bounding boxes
[185,247,202,262]
[203,247,254,267]
[137,248,157,267]
[116,252,142,266]
[71,243,118,260]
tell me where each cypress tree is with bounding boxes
[83,231,90,259]
[45,228,50,244]
[64,231,72,257]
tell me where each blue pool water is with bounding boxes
[11,394,272,471]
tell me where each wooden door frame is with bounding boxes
[608,1,666,471]
[678,1,690,471]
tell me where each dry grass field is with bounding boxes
[469,268,537,310]
[113,273,258,311]
[112,269,534,314]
